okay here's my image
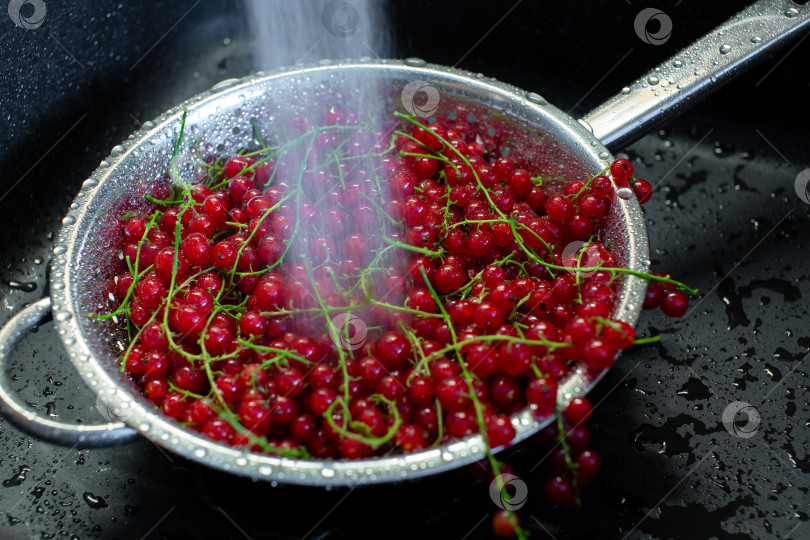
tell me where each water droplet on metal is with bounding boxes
[647,75,659,85]
[55,311,72,322]
[617,187,634,200]
[577,119,594,133]
[404,57,426,67]
[98,160,110,168]
[751,36,762,44]
[598,151,610,160]
[441,451,453,461]
[785,7,799,18]
[193,448,207,458]
[321,468,335,478]
[621,86,631,95]
[719,44,732,54]
[110,145,125,157]
[525,92,547,105]
[142,121,155,130]
[258,465,272,476]
[138,423,151,432]
[672,60,683,68]
[210,79,239,91]
[235,457,247,467]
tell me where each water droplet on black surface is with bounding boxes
[3,465,30,487]
[676,377,712,400]
[5,280,37,292]
[82,492,109,509]
[31,486,45,501]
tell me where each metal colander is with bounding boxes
[0,0,806,486]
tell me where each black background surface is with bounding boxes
[0,1,808,539]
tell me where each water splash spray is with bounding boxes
[246,0,389,69]
[245,0,397,348]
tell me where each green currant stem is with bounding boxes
[416,266,528,540]
[302,258,353,405]
[360,193,399,225]
[555,408,581,505]
[324,395,402,449]
[382,236,443,258]
[631,335,661,346]
[170,109,190,187]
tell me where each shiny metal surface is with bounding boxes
[0,297,138,447]
[583,0,810,150]
[26,60,648,484]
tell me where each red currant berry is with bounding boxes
[582,338,616,369]
[610,158,634,181]
[181,232,211,266]
[643,284,664,310]
[544,475,576,505]
[544,195,574,222]
[435,263,466,293]
[633,178,652,204]
[661,290,689,317]
[474,302,505,331]
[564,397,593,425]
[375,332,412,370]
[485,414,515,447]
[591,175,613,197]
[492,510,517,538]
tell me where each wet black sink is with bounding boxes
[0,1,808,538]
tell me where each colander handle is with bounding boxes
[0,297,139,448]
[583,0,810,150]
